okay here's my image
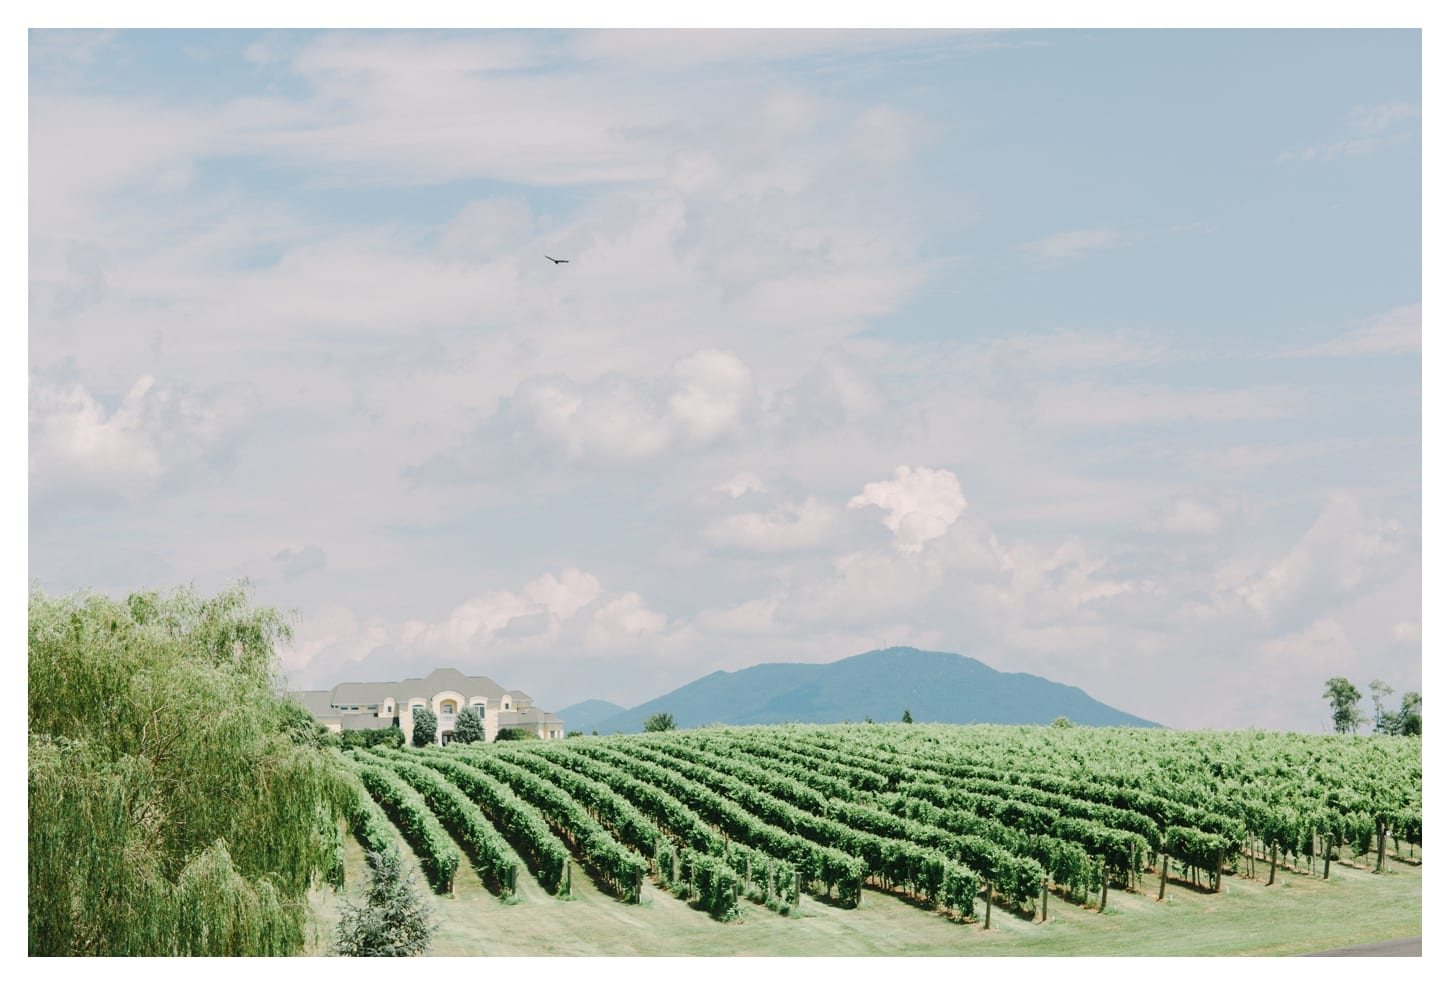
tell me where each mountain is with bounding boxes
[589,647,1160,734]
[554,698,627,734]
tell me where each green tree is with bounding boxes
[411,709,437,748]
[1323,677,1365,734]
[494,727,538,741]
[901,708,914,724]
[643,711,676,732]
[451,706,483,744]
[1370,679,1396,734]
[1394,691,1422,736]
[333,848,435,957]
[28,581,345,956]
[1051,716,1074,728]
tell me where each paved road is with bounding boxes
[1306,937,1421,957]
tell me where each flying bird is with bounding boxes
[545,255,569,264]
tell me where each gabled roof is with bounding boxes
[288,690,341,719]
[498,708,564,727]
[331,668,509,705]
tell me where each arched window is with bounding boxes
[441,700,457,715]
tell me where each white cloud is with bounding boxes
[1391,621,1420,644]
[398,567,604,653]
[29,374,240,501]
[703,496,839,554]
[852,105,933,165]
[1256,618,1356,675]
[849,466,967,553]
[1287,304,1420,357]
[1018,227,1128,264]
[503,349,756,464]
[1144,494,1236,539]
[586,593,669,648]
[668,350,756,444]
[1238,493,1408,626]
[717,472,765,498]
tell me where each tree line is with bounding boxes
[1323,677,1422,735]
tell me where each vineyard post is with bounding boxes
[1215,846,1224,892]
[1158,852,1168,901]
[1099,866,1108,911]
[984,880,992,930]
[566,859,573,896]
[1267,844,1276,886]
[1040,877,1048,923]
[1375,820,1387,873]
[1322,840,1331,880]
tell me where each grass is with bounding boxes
[305,832,1421,957]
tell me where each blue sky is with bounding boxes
[26,26,1424,730]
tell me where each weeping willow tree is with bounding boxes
[28,581,347,956]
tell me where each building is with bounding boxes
[290,667,565,744]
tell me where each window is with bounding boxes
[473,702,485,715]
[441,700,457,714]
[411,704,424,714]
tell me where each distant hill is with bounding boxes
[589,646,1160,734]
[555,698,627,734]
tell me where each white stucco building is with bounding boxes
[290,667,565,744]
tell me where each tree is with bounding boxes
[643,712,676,732]
[901,708,914,724]
[494,727,538,741]
[1394,691,1422,736]
[1323,677,1365,734]
[411,709,437,748]
[1370,679,1396,734]
[333,848,435,957]
[451,707,483,744]
[28,581,345,956]
[1051,716,1074,728]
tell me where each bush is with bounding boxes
[452,707,483,744]
[411,709,437,748]
[333,848,435,956]
[643,712,676,732]
[495,727,538,742]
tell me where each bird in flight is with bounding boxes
[545,255,569,264]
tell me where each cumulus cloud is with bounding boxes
[717,472,765,498]
[586,592,669,648]
[1143,494,1237,539]
[1256,618,1356,675]
[399,567,604,653]
[703,496,839,554]
[849,465,967,553]
[29,373,239,502]
[502,349,756,464]
[1238,493,1408,627]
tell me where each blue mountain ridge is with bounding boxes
[583,646,1161,734]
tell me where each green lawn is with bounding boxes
[305,832,1420,957]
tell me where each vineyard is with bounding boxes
[334,724,1422,939]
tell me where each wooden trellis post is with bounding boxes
[1040,877,1049,923]
[1158,852,1168,901]
[984,880,992,930]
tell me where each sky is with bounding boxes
[25,25,1425,732]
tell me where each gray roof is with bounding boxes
[498,708,564,727]
[288,690,341,719]
[331,668,512,706]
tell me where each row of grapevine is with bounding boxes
[347,756,460,893]
[495,742,799,913]
[354,749,522,894]
[437,745,650,902]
